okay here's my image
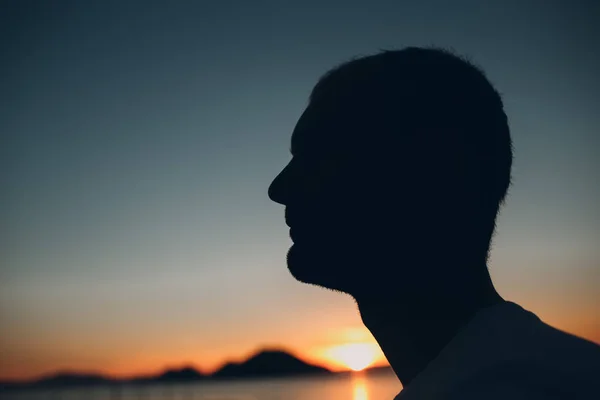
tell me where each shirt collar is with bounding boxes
[395,301,537,399]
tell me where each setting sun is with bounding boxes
[324,343,379,371]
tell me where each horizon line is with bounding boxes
[1,346,391,384]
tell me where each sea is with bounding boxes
[0,371,403,400]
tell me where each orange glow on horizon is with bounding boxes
[1,317,597,381]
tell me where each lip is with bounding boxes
[290,227,305,242]
[285,208,297,228]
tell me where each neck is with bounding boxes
[354,266,503,386]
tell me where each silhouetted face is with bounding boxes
[268,52,511,299]
[268,101,431,296]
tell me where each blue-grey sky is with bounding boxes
[1,0,599,379]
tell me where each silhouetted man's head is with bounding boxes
[268,47,512,299]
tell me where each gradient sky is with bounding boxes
[1,0,599,381]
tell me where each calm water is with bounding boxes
[0,372,403,400]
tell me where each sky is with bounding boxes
[1,0,599,381]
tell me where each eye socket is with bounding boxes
[289,152,356,194]
[291,152,342,174]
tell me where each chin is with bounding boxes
[286,242,358,294]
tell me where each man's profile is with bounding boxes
[268,47,600,399]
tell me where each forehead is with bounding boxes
[290,103,343,157]
[290,105,315,156]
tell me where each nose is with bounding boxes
[268,167,288,205]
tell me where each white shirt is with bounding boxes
[395,301,600,400]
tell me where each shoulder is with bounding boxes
[501,303,600,380]
[443,363,560,400]
[443,381,552,400]
[445,353,600,400]
[530,319,600,378]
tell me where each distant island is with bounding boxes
[0,348,391,391]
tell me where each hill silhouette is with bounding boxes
[1,348,334,390]
[139,366,206,383]
[212,349,330,379]
[15,372,110,388]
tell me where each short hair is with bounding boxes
[309,47,513,258]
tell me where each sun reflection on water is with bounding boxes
[352,373,369,400]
